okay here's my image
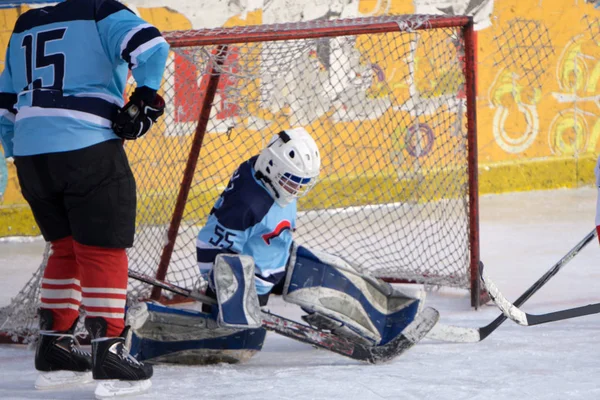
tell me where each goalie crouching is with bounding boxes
[127,128,422,364]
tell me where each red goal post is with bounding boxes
[0,14,481,343]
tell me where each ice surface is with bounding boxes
[1,188,599,400]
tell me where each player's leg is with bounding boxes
[13,155,92,388]
[283,244,423,346]
[35,238,93,385]
[64,140,152,393]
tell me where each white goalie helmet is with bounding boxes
[255,127,321,207]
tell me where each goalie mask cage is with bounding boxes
[0,15,480,343]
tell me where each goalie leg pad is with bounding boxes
[283,245,420,345]
[126,302,266,365]
[213,254,262,329]
[301,311,375,346]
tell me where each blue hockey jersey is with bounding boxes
[0,0,169,157]
[197,156,297,295]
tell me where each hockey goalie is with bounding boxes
[127,127,425,364]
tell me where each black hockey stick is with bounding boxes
[128,270,439,364]
[482,266,600,326]
[427,228,597,342]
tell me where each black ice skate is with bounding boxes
[86,318,153,399]
[34,309,92,389]
[91,334,153,381]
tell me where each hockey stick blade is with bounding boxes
[427,228,597,342]
[128,270,439,364]
[482,267,600,326]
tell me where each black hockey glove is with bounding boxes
[113,86,165,140]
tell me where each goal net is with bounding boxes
[0,15,480,343]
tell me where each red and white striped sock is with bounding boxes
[75,241,128,338]
[40,236,81,332]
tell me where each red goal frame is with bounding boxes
[151,16,482,307]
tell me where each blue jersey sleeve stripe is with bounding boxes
[95,0,134,22]
[128,37,168,69]
[0,93,17,114]
[121,26,162,65]
[119,23,152,56]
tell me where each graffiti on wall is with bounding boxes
[484,14,600,158]
[263,36,393,125]
[163,34,395,133]
[392,32,467,157]
[549,17,600,156]
[487,19,554,154]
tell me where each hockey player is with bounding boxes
[0,0,168,396]
[127,128,322,364]
[191,127,423,349]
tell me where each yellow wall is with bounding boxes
[1,0,599,236]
